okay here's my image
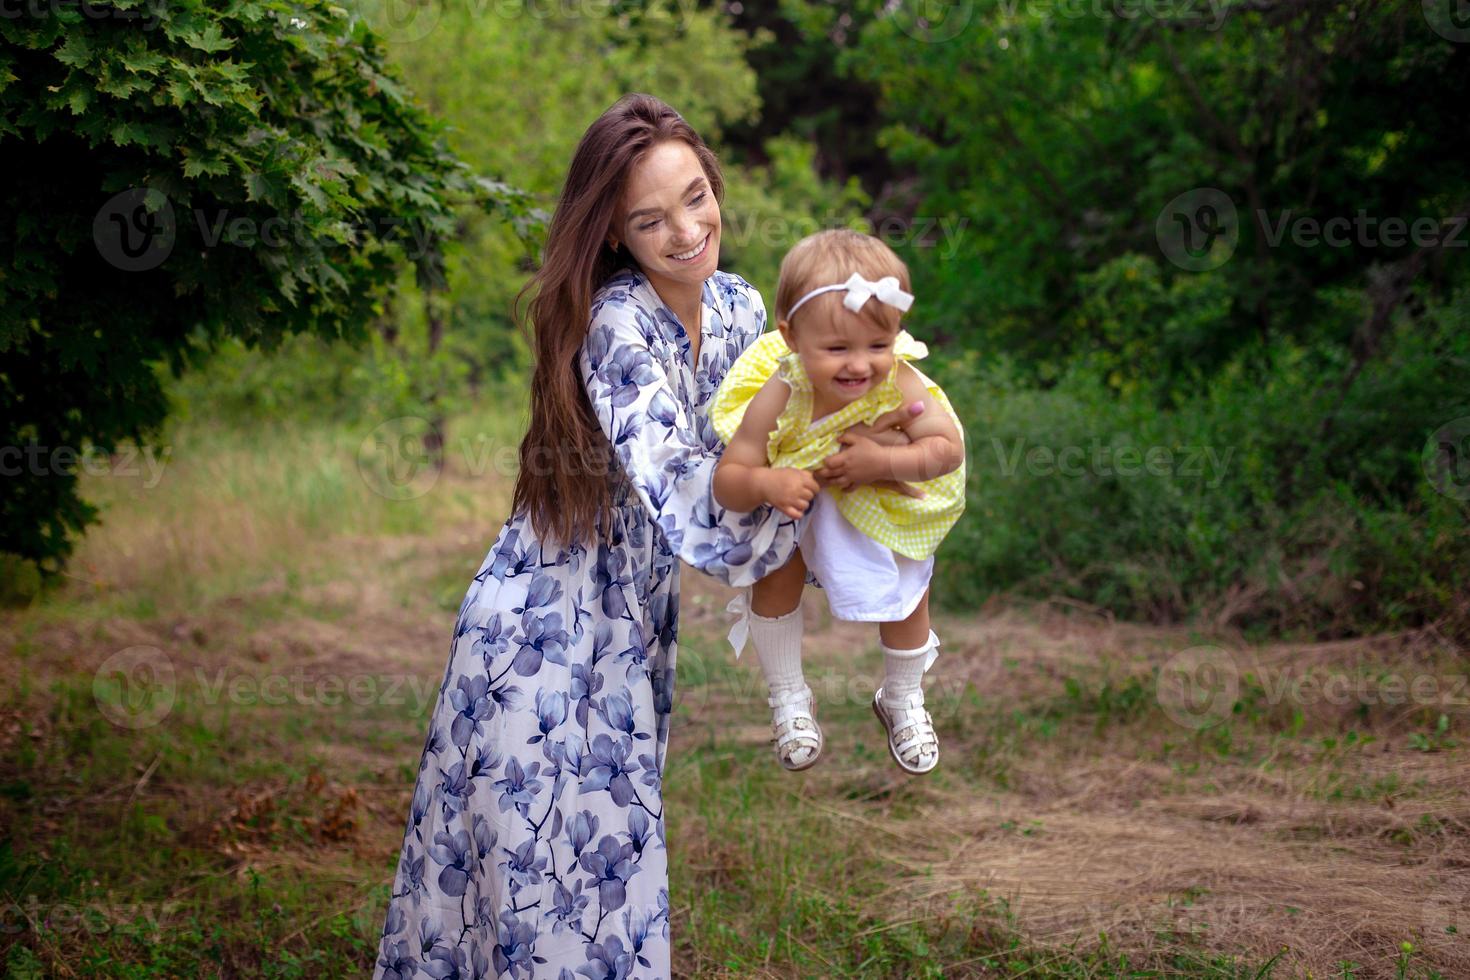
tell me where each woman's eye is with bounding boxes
[638,219,660,232]
[688,192,707,207]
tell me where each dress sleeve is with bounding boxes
[894,329,965,438]
[709,331,789,446]
[579,286,803,589]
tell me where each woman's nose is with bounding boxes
[670,212,698,243]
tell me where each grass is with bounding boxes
[2,400,1468,977]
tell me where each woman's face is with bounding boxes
[614,141,721,294]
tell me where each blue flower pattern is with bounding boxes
[375,269,802,978]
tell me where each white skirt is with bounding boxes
[801,491,934,622]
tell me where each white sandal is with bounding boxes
[768,685,823,771]
[872,686,939,775]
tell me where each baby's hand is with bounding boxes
[759,467,819,519]
[816,433,893,490]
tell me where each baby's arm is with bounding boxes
[714,378,820,518]
[887,364,965,479]
[821,364,965,489]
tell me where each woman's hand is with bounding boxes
[813,400,927,497]
[813,435,925,499]
[839,400,926,448]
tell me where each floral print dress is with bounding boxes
[374,268,802,979]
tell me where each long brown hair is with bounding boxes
[512,94,726,547]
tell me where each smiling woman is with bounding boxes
[609,144,724,354]
[370,94,805,979]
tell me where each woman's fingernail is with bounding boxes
[909,401,925,414]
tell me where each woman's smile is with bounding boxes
[669,233,709,263]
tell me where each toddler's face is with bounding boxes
[779,306,899,412]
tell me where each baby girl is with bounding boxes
[711,229,966,775]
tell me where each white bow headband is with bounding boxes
[786,272,914,321]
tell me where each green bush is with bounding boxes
[932,289,1470,637]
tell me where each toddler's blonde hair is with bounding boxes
[775,229,911,334]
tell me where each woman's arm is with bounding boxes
[713,378,819,518]
[818,363,965,490]
[835,400,926,447]
[579,276,802,588]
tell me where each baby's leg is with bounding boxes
[750,547,807,617]
[874,587,939,774]
[747,549,821,769]
[749,549,806,688]
[879,589,929,650]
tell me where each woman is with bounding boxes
[374,94,910,979]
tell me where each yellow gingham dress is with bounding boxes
[711,329,966,562]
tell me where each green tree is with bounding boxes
[160,0,869,436]
[335,0,867,374]
[0,0,519,577]
[823,0,1470,380]
[759,0,1470,632]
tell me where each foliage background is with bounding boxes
[3,4,1470,978]
[5,0,1468,638]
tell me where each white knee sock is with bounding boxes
[880,630,939,706]
[749,606,805,698]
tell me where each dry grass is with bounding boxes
[2,404,1467,976]
[674,572,1470,977]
